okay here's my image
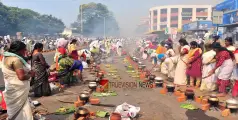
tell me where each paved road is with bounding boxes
[0,52,55,86]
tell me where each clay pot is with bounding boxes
[177,96,187,102]
[96,87,102,92]
[221,109,231,117]
[160,89,167,94]
[89,98,100,105]
[201,99,208,104]
[152,83,156,88]
[195,96,202,104]
[201,104,210,111]
[180,93,185,97]
[174,91,181,96]
[110,112,122,120]
[75,101,85,107]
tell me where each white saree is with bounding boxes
[200,50,217,91]
[2,58,33,120]
[174,45,190,85]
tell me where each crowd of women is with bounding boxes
[0,38,80,119]
[0,36,126,120]
[137,36,238,98]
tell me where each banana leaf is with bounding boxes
[180,103,198,110]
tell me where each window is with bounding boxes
[171,8,178,13]
[182,8,192,12]
[160,17,167,22]
[196,8,208,12]
[153,10,157,16]
[170,16,178,21]
[171,24,178,28]
[153,26,157,30]
[182,8,193,16]
[160,9,167,14]
[182,17,192,20]
[153,19,157,23]
[196,17,207,20]
[160,25,167,30]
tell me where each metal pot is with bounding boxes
[88,82,97,90]
[134,58,139,62]
[74,107,90,119]
[138,65,146,70]
[97,72,104,78]
[132,57,136,61]
[79,93,90,101]
[155,77,163,82]
[166,84,175,93]
[208,94,219,107]
[148,75,156,80]
[185,89,195,100]
[95,77,100,82]
[92,63,97,67]
[82,90,90,94]
[155,81,163,87]
[226,99,238,109]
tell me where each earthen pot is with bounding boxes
[110,112,121,120]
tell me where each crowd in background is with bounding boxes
[136,35,238,99]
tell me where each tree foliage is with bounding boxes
[71,2,120,37]
[0,2,65,36]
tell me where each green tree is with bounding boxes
[71,2,120,37]
[0,2,65,36]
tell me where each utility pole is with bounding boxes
[80,5,83,34]
[104,17,106,38]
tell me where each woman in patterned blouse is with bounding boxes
[208,43,234,97]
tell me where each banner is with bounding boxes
[215,0,237,11]
[197,21,212,30]
[223,10,238,25]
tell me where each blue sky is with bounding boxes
[2,0,222,36]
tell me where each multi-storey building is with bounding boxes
[149,5,212,31]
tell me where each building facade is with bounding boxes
[149,5,212,31]
[213,0,238,40]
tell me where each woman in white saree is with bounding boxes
[200,44,217,91]
[2,41,34,120]
[174,39,190,86]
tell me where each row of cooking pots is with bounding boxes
[131,56,147,70]
[154,77,238,110]
[79,82,98,102]
[131,56,238,111]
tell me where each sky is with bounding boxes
[2,0,223,36]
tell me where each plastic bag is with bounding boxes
[114,102,140,119]
[142,53,147,60]
[82,61,88,68]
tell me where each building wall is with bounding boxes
[149,5,212,31]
